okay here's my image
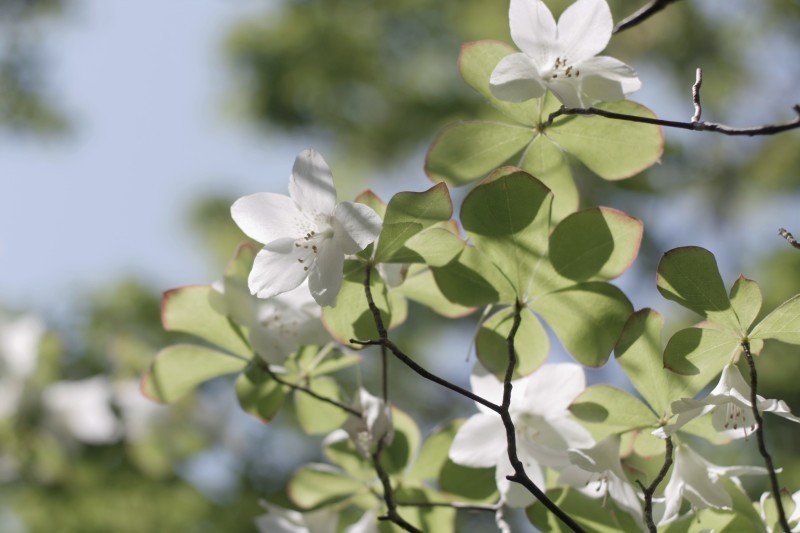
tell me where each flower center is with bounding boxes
[722,401,756,437]
[545,56,580,80]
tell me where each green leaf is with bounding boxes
[142,344,247,403]
[403,227,465,267]
[526,488,643,532]
[375,183,453,262]
[235,364,286,422]
[663,325,737,401]
[390,487,457,532]
[457,40,538,125]
[678,413,732,445]
[381,407,421,476]
[476,307,548,379]
[405,421,460,483]
[520,135,578,223]
[461,168,552,295]
[322,262,392,347]
[656,247,740,332]
[530,282,633,367]
[546,100,664,180]
[570,385,656,439]
[293,376,348,435]
[425,121,534,186]
[288,464,366,510]
[751,293,800,344]
[322,435,374,483]
[614,309,670,416]
[354,190,387,219]
[548,207,643,282]
[397,267,475,318]
[729,276,762,331]
[439,459,498,503]
[161,286,251,358]
[431,246,514,307]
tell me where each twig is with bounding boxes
[395,500,501,512]
[742,341,791,532]
[258,361,362,417]
[500,301,587,533]
[614,0,683,33]
[545,103,800,136]
[691,68,703,123]
[636,437,674,533]
[779,228,800,250]
[372,437,422,532]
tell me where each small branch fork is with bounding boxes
[742,341,792,532]
[544,67,800,137]
[636,437,674,533]
[352,266,585,532]
[779,228,800,250]
[613,0,683,33]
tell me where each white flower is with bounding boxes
[653,363,800,440]
[0,313,44,379]
[41,376,121,444]
[342,388,394,458]
[759,490,800,532]
[558,436,643,524]
[490,0,641,108]
[211,277,330,365]
[448,363,594,507]
[231,149,383,307]
[659,444,767,525]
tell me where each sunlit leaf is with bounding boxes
[235,363,286,422]
[288,464,366,510]
[729,275,762,331]
[476,307,548,379]
[750,293,800,344]
[294,376,348,435]
[570,385,656,440]
[520,135,577,223]
[397,267,475,318]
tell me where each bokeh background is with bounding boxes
[1,0,798,530]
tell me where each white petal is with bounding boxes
[249,242,311,299]
[547,77,585,108]
[576,56,641,103]
[0,314,44,378]
[232,192,306,244]
[249,324,295,365]
[470,363,505,411]
[490,53,547,103]
[760,398,800,424]
[522,363,586,416]
[509,0,557,66]
[333,201,382,254]
[674,446,732,511]
[608,476,644,524]
[659,470,685,526]
[497,452,538,508]
[557,0,612,63]
[449,413,505,468]
[289,149,337,216]
[308,241,344,307]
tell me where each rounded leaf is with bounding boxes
[476,307,549,379]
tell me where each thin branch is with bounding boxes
[779,228,800,250]
[636,437,674,533]
[545,103,800,137]
[691,68,703,123]
[614,0,683,33]
[395,500,501,513]
[742,341,791,532]
[499,301,587,533]
[258,361,362,417]
[372,437,422,532]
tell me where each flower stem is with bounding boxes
[637,436,673,533]
[500,300,587,533]
[742,341,791,532]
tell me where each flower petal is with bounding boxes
[249,241,311,299]
[449,413,505,468]
[470,363,505,411]
[522,363,586,416]
[547,77,585,108]
[332,201,383,254]
[289,149,337,216]
[577,55,641,101]
[497,452,538,507]
[231,192,306,244]
[509,0,557,66]
[308,241,345,307]
[490,53,547,103]
[558,0,612,63]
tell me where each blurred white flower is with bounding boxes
[42,376,121,444]
[342,388,393,458]
[0,314,44,420]
[232,149,382,307]
[653,363,800,440]
[490,0,641,107]
[558,436,643,524]
[448,363,593,507]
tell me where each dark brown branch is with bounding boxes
[636,437,674,533]
[258,361,362,417]
[742,341,791,532]
[499,301,587,533]
[372,437,422,532]
[779,228,800,250]
[614,0,683,33]
[545,104,800,137]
